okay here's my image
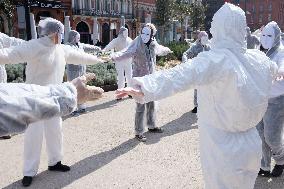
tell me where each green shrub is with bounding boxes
[5,64,25,83]
[167,41,189,60]
[87,63,117,86]
[156,42,189,66]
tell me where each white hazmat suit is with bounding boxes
[0,18,104,177]
[257,21,284,177]
[117,3,277,189]
[104,27,133,89]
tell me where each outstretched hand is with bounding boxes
[71,73,104,104]
[115,87,144,99]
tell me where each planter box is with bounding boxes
[100,84,118,92]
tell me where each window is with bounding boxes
[259,14,263,23]
[96,0,100,10]
[268,3,272,12]
[250,15,254,24]
[259,4,263,12]
[252,5,255,13]
[74,0,79,9]
[268,14,272,21]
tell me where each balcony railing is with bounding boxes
[72,8,133,19]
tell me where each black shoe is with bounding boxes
[191,107,197,113]
[0,135,11,139]
[135,134,147,142]
[71,111,80,117]
[48,161,70,172]
[148,127,163,133]
[128,95,133,98]
[22,176,33,187]
[271,164,284,177]
[258,168,271,177]
[116,98,122,101]
[77,108,86,114]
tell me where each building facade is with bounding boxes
[7,0,156,45]
[236,0,284,31]
[71,0,136,45]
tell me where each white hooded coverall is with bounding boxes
[0,36,103,176]
[257,21,284,171]
[130,3,277,189]
[104,28,133,89]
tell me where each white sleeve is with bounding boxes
[0,39,40,65]
[0,32,26,47]
[153,41,172,56]
[63,45,103,65]
[80,43,101,53]
[103,39,117,51]
[0,82,77,136]
[131,51,226,104]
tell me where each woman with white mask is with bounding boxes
[103,27,133,100]
[112,23,172,142]
[116,3,279,188]
[0,17,104,187]
[257,21,284,177]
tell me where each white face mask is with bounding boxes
[260,26,275,50]
[200,36,209,46]
[122,30,128,38]
[141,27,152,44]
[75,34,80,43]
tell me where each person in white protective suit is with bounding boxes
[0,17,104,187]
[116,3,279,189]
[257,21,284,177]
[103,27,133,100]
[112,23,172,142]
[182,31,211,114]
[66,30,101,115]
[0,73,103,137]
[0,32,25,139]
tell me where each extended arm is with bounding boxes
[153,40,173,56]
[123,52,225,103]
[0,32,26,48]
[0,39,41,65]
[80,43,101,53]
[0,82,77,136]
[64,45,104,65]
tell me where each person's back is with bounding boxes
[196,48,273,132]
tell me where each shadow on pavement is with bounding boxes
[3,111,197,189]
[63,99,125,120]
[145,111,198,145]
[254,175,284,189]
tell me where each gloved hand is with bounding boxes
[71,73,104,104]
[100,55,112,63]
[115,87,144,99]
